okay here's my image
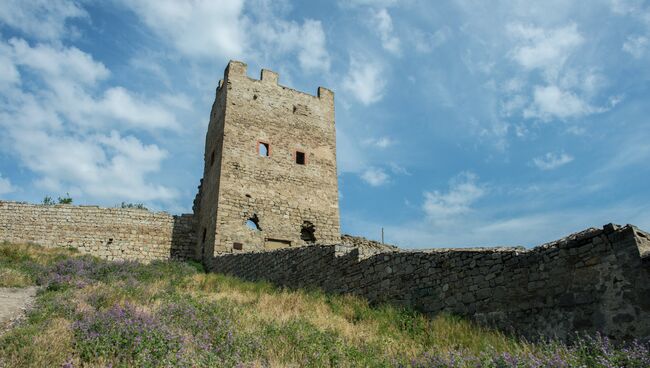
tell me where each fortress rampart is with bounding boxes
[1,201,649,340]
[212,224,650,341]
[0,201,195,262]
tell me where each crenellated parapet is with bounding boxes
[218,60,334,104]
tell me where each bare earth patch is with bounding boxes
[0,287,38,335]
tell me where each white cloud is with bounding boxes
[0,37,181,204]
[336,129,367,174]
[609,0,648,16]
[363,136,394,148]
[119,0,331,73]
[501,94,527,117]
[370,8,401,55]
[503,23,614,123]
[350,198,650,249]
[375,137,393,148]
[340,0,398,8]
[1,39,180,132]
[296,20,331,72]
[361,167,389,186]
[623,35,648,58]
[340,131,404,185]
[9,38,110,86]
[502,77,525,93]
[12,130,176,202]
[507,23,584,79]
[0,173,15,195]
[129,55,173,87]
[119,0,246,58]
[389,162,410,176]
[466,116,510,151]
[0,0,87,40]
[524,85,601,120]
[412,27,451,53]
[0,53,20,85]
[96,87,179,130]
[160,93,193,111]
[343,56,386,105]
[596,131,650,175]
[423,172,485,224]
[253,18,331,73]
[532,152,574,170]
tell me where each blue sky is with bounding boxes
[1,0,649,248]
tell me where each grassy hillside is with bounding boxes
[0,242,647,367]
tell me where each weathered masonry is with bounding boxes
[1,199,648,340]
[0,201,195,262]
[192,61,341,263]
[212,224,650,341]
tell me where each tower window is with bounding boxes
[245,214,261,231]
[210,150,215,166]
[258,141,270,157]
[301,221,316,243]
[295,151,305,165]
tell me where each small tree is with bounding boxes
[57,193,73,204]
[42,196,55,205]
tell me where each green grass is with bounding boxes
[0,242,647,367]
[0,242,77,287]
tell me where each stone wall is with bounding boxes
[193,72,229,263]
[341,234,401,259]
[212,224,650,341]
[195,61,341,259]
[0,201,196,262]
[2,198,648,339]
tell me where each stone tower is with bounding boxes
[193,60,341,262]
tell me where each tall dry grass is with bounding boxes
[2,242,645,367]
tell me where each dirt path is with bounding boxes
[0,287,38,335]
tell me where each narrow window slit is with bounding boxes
[295,151,305,165]
[258,142,270,157]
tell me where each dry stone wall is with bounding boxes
[212,224,650,341]
[341,234,401,259]
[0,201,196,262]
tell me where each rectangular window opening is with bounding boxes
[258,141,270,157]
[210,150,215,166]
[295,151,305,165]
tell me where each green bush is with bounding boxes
[120,202,148,210]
